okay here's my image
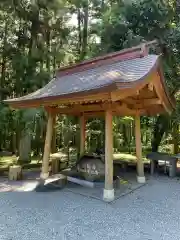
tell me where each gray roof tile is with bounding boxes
[6,55,159,102]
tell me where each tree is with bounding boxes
[0,0,179,161]
[93,0,180,152]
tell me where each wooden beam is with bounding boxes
[40,112,54,179]
[84,112,105,118]
[46,103,149,117]
[135,114,145,183]
[84,110,143,118]
[148,82,154,91]
[115,102,140,115]
[45,97,163,117]
[51,116,57,153]
[46,102,111,114]
[111,88,140,102]
[152,75,172,114]
[103,109,114,202]
[125,98,161,109]
[80,114,86,156]
[46,102,138,115]
[135,98,160,105]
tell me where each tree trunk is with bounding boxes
[151,115,169,152]
[18,129,31,163]
[10,132,16,154]
[0,19,8,101]
[80,1,89,60]
[33,117,41,157]
[46,27,51,73]
[51,117,57,153]
[77,8,82,56]
[122,124,128,147]
[151,115,169,171]
[172,122,179,154]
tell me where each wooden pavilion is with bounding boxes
[5,41,175,201]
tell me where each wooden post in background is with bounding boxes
[135,114,145,183]
[51,116,57,154]
[80,114,86,157]
[40,112,54,179]
[103,109,114,201]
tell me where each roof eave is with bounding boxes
[4,82,119,109]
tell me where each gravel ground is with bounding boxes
[0,176,180,240]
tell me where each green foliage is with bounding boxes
[0,0,179,155]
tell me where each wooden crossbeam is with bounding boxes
[152,73,172,114]
[148,82,154,91]
[125,98,161,109]
[45,97,162,116]
[46,102,113,114]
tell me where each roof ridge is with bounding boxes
[56,40,157,77]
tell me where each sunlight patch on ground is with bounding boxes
[0,180,38,192]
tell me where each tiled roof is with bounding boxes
[5,54,159,103]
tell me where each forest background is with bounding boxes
[0,0,180,164]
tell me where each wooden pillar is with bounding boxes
[80,114,86,156]
[103,109,114,202]
[40,112,54,179]
[51,116,57,153]
[135,114,145,183]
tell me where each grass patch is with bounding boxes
[0,156,41,171]
[0,152,150,173]
[0,156,17,170]
[113,153,137,161]
[113,153,149,163]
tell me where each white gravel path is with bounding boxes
[0,176,180,240]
